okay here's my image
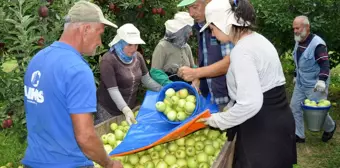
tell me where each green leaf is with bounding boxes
[5,18,20,25]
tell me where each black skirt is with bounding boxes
[230,85,297,168]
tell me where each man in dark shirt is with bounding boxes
[290,15,336,143]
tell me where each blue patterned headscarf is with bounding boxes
[110,40,137,64]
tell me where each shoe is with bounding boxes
[322,122,337,142]
[296,135,305,143]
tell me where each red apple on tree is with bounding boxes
[38,6,49,18]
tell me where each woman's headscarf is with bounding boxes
[164,25,192,48]
[163,12,194,48]
[110,40,136,64]
[108,23,146,64]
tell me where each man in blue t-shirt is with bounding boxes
[22,1,122,168]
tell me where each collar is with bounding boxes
[50,41,90,65]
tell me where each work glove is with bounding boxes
[122,106,137,125]
[196,115,219,128]
[293,77,296,84]
[314,80,326,92]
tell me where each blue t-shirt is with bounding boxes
[22,41,97,168]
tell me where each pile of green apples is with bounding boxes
[95,121,227,168]
[304,99,331,107]
[156,88,197,122]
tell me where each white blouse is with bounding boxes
[212,32,286,130]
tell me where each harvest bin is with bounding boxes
[94,106,236,168]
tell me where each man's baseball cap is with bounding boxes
[199,0,248,34]
[177,0,196,7]
[109,23,145,47]
[66,0,117,28]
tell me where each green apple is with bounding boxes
[159,149,168,158]
[178,99,186,108]
[114,129,125,141]
[176,111,187,121]
[121,121,129,126]
[164,97,173,107]
[156,101,167,112]
[197,152,209,163]
[156,161,168,168]
[195,141,204,151]
[186,95,196,103]
[165,88,176,98]
[178,88,189,99]
[208,130,221,139]
[177,159,187,167]
[164,154,177,165]
[204,144,216,156]
[151,151,160,160]
[185,102,196,114]
[304,99,311,105]
[169,164,180,168]
[175,149,186,159]
[175,138,185,146]
[185,138,195,146]
[198,162,210,168]
[186,146,196,156]
[154,145,162,151]
[123,163,134,168]
[128,154,139,165]
[164,106,172,115]
[187,157,198,168]
[144,161,155,168]
[171,96,180,105]
[139,155,151,165]
[167,110,177,121]
[168,143,178,152]
[101,134,108,144]
[110,123,118,131]
[175,106,183,113]
[107,134,116,146]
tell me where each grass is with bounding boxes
[0,63,339,168]
[0,129,27,167]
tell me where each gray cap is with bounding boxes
[66,0,117,28]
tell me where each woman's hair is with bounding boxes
[229,0,256,42]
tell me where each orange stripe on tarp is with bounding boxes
[110,109,212,157]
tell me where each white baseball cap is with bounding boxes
[109,23,145,47]
[199,0,248,35]
[165,12,194,33]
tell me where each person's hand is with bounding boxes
[122,106,137,125]
[196,116,218,128]
[104,160,123,168]
[293,77,296,84]
[177,66,199,82]
[314,80,326,92]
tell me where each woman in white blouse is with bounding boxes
[198,0,297,167]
